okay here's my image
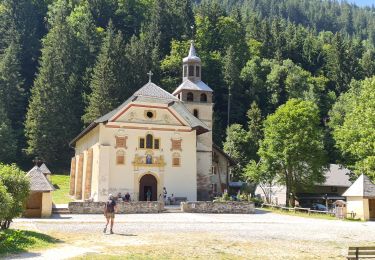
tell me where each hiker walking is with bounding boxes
[104,194,117,234]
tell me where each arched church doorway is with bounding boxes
[139,174,157,201]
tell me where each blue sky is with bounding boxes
[351,0,374,7]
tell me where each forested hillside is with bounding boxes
[0,0,375,175]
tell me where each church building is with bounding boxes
[69,42,234,202]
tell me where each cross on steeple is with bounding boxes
[147,70,153,83]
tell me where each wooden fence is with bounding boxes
[261,203,336,216]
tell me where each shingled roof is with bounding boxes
[39,163,51,175]
[134,82,178,100]
[343,174,375,198]
[26,166,55,192]
[172,79,213,95]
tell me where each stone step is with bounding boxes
[163,208,182,213]
[52,208,70,214]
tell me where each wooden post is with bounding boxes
[75,154,84,199]
[84,149,93,200]
[69,157,76,196]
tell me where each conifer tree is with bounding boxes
[0,107,17,163]
[0,37,25,130]
[83,22,127,124]
[25,1,85,167]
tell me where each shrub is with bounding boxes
[0,164,30,230]
[0,181,12,221]
[213,191,231,202]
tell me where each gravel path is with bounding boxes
[8,210,375,259]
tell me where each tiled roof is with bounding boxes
[172,80,213,95]
[26,167,55,192]
[343,174,375,197]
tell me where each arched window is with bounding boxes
[200,93,207,102]
[146,134,153,149]
[172,153,181,167]
[196,66,200,77]
[187,92,194,102]
[193,109,199,118]
[116,150,125,165]
[183,66,187,77]
[188,65,194,76]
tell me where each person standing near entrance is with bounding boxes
[146,189,151,201]
[104,194,117,234]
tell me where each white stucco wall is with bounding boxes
[346,196,369,220]
[255,185,287,205]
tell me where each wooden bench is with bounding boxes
[347,246,375,259]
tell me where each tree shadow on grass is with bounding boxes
[0,229,62,257]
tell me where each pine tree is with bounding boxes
[0,0,44,92]
[0,106,17,163]
[25,1,85,167]
[0,36,25,130]
[82,22,127,124]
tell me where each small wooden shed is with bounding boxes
[24,166,55,218]
[343,174,375,221]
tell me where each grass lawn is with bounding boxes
[0,229,60,256]
[51,174,73,204]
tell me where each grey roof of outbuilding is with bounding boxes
[172,80,213,95]
[321,164,352,187]
[343,174,375,197]
[26,166,55,192]
[70,81,209,146]
[39,163,51,175]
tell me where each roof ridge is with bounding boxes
[134,82,178,100]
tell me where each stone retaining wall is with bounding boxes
[181,201,255,214]
[68,201,164,214]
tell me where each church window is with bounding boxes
[116,150,125,165]
[172,153,181,167]
[187,92,194,101]
[189,65,194,76]
[183,66,187,77]
[115,136,127,148]
[139,138,145,149]
[200,93,207,102]
[171,139,182,151]
[154,139,160,149]
[196,66,200,77]
[193,109,199,118]
[146,134,153,149]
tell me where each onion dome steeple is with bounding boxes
[183,41,202,82]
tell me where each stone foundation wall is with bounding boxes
[181,201,255,214]
[68,201,164,214]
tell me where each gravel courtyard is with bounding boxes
[8,210,375,259]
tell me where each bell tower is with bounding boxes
[172,41,213,200]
